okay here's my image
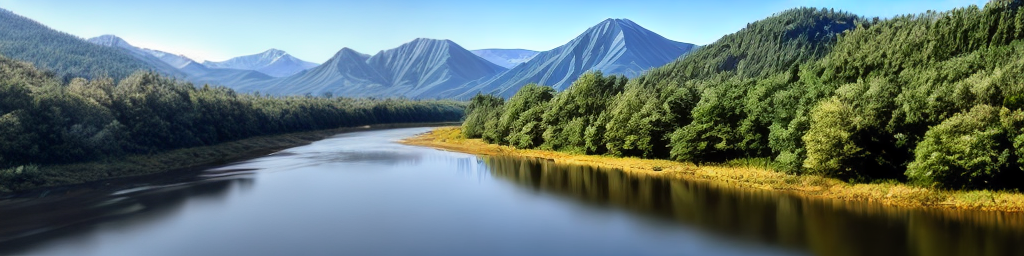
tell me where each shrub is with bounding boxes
[906,105,1017,188]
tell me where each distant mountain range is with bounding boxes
[241,39,507,98]
[86,35,189,78]
[239,18,694,99]
[470,49,539,69]
[87,35,275,86]
[202,49,318,77]
[1,6,694,99]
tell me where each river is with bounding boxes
[0,127,1022,256]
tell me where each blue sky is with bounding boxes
[0,0,987,63]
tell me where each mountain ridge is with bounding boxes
[240,39,506,98]
[203,49,318,77]
[443,18,696,99]
[87,34,275,87]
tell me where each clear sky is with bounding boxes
[0,0,988,63]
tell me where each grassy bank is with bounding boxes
[0,122,456,195]
[402,127,1024,212]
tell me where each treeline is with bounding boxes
[0,55,465,169]
[0,9,158,81]
[464,2,1024,190]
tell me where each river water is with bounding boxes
[0,127,1022,256]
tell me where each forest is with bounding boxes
[0,53,465,186]
[463,1,1024,190]
[0,9,162,81]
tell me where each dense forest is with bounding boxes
[0,9,162,80]
[463,1,1024,190]
[0,54,464,172]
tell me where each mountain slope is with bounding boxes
[88,35,193,69]
[182,61,275,87]
[470,49,539,69]
[87,35,273,87]
[202,49,318,77]
[244,39,506,98]
[0,9,162,80]
[447,18,696,98]
[86,35,188,78]
[140,49,194,69]
[244,48,384,95]
[366,38,507,98]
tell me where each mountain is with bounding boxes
[445,18,697,99]
[367,38,507,97]
[181,61,274,87]
[202,49,318,77]
[140,48,194,69]
[240,48,382,95]
[470,49,539,69]
[87,35,188,78]
[87,34,273,87]
[0,9,163,80]
[245,38,506,98]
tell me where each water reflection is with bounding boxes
[0,169,254,254]
[2,128,1022,256]
[480,156,1024,256]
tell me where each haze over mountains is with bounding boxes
[0,6,694,99]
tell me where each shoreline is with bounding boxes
[1,122,458,197]
[400,127,1024,212]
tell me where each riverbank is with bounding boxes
[0,122,457,196]
[402,127,1024,212]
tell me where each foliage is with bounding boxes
[462,3,1024,189]
[497,84,554,148]
[906,105,1020,189]
[802,98,861,177]
[540,71,626,153]
[0,165,43,193]
[462,94,503,138]
[0,9,159,80]
[0,55,465,169]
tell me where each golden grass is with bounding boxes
[402,126,1024,212]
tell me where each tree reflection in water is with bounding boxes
[481,156,1024,256]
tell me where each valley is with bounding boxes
[0,1,1022,255]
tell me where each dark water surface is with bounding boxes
[1,127,1022,256]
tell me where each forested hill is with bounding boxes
[0,9,164,80]
[463,1,1024,190]
[0,53,465,191]
[661,8,860,81]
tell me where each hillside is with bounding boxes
[86,35,189,78]
[0,9,161,80]
[465,3,1024,190]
